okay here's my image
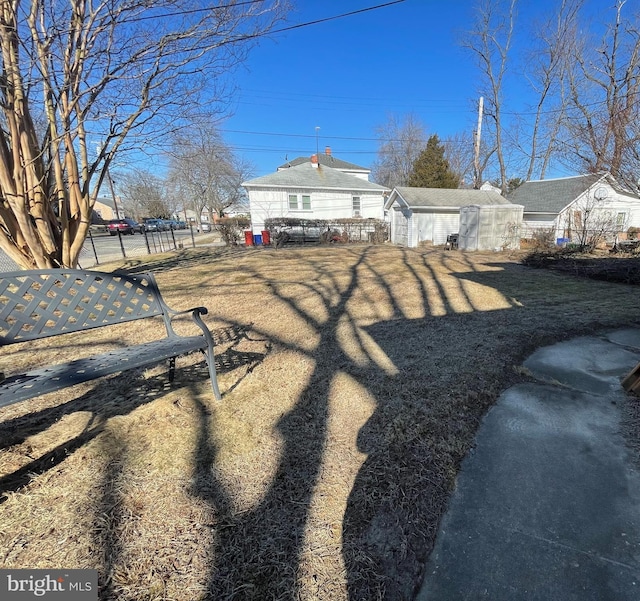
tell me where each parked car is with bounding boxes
[164,219,179,230]
[174,220,187,230]
[143,218,165,232]
[201,222,212,232]
[107,218,143,235]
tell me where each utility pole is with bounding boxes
[473,96,484,189]
[315,126,320,158]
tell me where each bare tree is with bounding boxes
[523,0,582,180]
[0,0,288,268]
[443,132,476,186]
[463,0,517,193]
[118,169,169,220]
[167,122,253,228]
[372,113,427,188]
[562,0,640,188]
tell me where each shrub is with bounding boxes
[215,217,250,246]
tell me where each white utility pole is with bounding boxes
[473,96,484,189]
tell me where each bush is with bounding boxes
[215,217,250,246]
[530,228,555,249]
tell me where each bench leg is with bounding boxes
[203,348,222,401]
[168,357,176,382]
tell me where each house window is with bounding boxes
[289,194,298,210]
[302,195,311,210]
[353,196,361,216]
[617,212,626,229]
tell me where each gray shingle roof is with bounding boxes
[278,154,369,172]
[506,173,605,212]
[243,162,389,191]
[390,187,511,209]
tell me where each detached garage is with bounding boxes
[385,187,512,248]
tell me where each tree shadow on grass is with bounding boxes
[111,247,253,276]
[189,249,370,599]
[182,247,510,599]
[0,330,269,502]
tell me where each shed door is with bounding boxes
[392,207,409,246]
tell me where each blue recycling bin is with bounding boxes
[254,234,263,245]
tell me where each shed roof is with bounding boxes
[386,187,510,210]
[243,162,389,192]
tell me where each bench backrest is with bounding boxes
[0,269,168,344]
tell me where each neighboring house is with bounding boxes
[480,181,503,194]
[93,196,123,221]
[507,172,640,244]
[243,154,389,235]
[385,187,516,247]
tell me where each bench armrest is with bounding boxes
[169,306,209,318]
[165,306,214,346]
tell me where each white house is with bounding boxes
[385,187,515,247]
[507,172,640,243]
[243,154,389,235]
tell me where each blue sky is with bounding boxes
[222,0,479,176]
[220,0,598,179]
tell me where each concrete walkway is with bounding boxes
[417,328,640,601]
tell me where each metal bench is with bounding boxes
[0,269,221,409]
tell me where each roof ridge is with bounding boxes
[524,172,606,183]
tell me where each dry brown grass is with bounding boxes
[1,245,638,600]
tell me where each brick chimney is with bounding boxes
[325,146,331,156]
[311,154,319,168]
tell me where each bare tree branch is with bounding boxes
[0,0,288,268]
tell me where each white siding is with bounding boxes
[247,187,386,233]
[387,206,460,247]
[521,214,559,240]
[432,212,460,245]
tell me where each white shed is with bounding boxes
[385,187,513,247]
[458,204,524,251]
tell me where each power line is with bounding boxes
[108,0,407,37]
[257,1,407,37]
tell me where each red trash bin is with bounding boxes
[244,230,254,246]
[261,230,271,245]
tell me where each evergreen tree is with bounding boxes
[407,135,460,188]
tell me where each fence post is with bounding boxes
[117,230,127,258]
[149,231,159,253]
[87,228,100,265]
[143,229,151,254]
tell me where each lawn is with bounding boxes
[1,245,638,600]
